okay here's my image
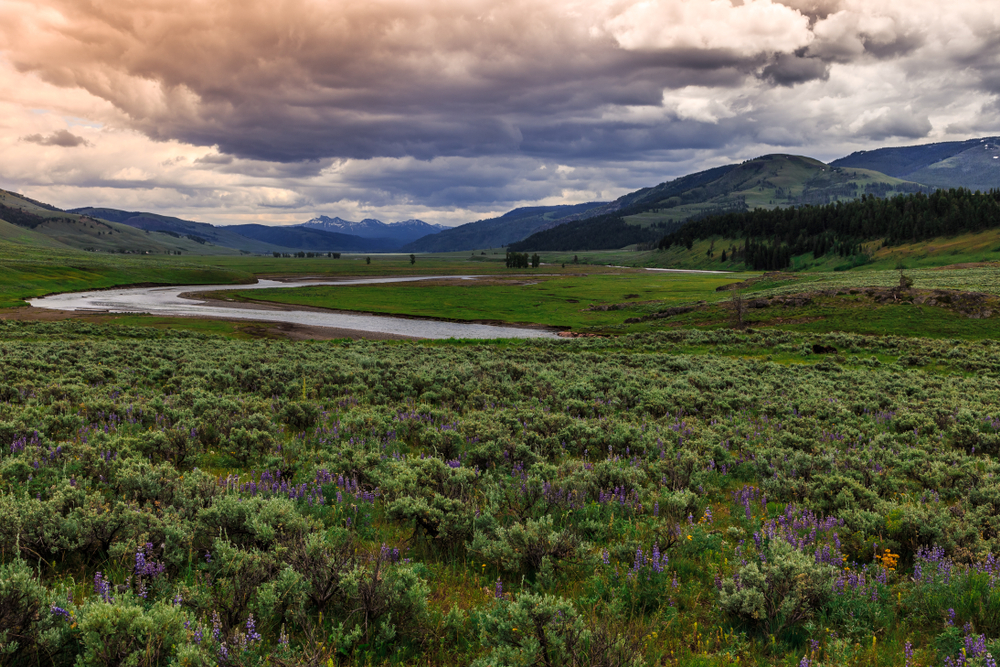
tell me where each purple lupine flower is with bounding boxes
[904,641,913,667]
[246,614,262,642]
[965,631,987,658]
[50,605,71,620]
[204,551,212,563]
[94,572,113,603]
[495,579,503,599]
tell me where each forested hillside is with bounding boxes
[658,188,1000,270]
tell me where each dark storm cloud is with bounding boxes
[761,54,830,86]
[1,0,949,166]
[22,129,90,147]
[2,0,999,224]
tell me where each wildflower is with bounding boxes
[246,614,262,642]
[50,605,71,620]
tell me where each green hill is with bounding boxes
[70,207,285,254]
[0,190,238,256]
[511,155,922,252]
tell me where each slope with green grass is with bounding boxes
[511,155,924,252]
[0,189,238,255]
[71,207,289,254]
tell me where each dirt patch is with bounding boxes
[733,287,999,319]
[0,307,88,322]
[586,300,662,312]
[557,331,606,338]
[928,261,1000,271]
[715,272,798,292]
[624,304,706,324]
[234,322,420,341]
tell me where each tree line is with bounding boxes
[659,188,1000,270]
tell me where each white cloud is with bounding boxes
[605,0,813,56]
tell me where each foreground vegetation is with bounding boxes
[3,322,1000,666]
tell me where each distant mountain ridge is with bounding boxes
[225,224,400,252]
[299,215,445,243]
[399,203,606,253]
[831,137,1000,192]
[72,207,408,252]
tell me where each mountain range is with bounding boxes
[299,216,445,243]
[1,136,997,256]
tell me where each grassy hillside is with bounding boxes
[621,154,923,228]
[511,155,925,252]
[73,207,288,254]
[0,190,239,256]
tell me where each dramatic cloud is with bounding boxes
[0,0,998,225]
[22,129,90,147]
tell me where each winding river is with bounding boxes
[28,276,559,340]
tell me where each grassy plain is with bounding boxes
[213,265,1000,340]
[220,272,751,332]
[0,242,253,308]
[1,232,998,342]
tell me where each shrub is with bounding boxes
[74,596,193,667]
[472,593,584,667]
[470,515,590,582]
[0,560,57,664]
[719,539,836,636]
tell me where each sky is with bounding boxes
[0,0,998,228]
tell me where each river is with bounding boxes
[27,277,559,340]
